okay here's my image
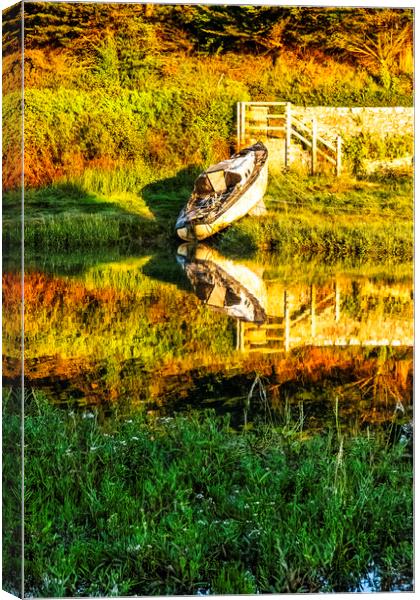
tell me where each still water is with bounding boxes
[3,244,413,433]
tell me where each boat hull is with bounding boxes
[176,144,268,241]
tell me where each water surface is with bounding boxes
[3,244,413,433]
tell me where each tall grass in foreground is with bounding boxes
[13,392,413,597]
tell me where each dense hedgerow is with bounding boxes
[2,47,413,190]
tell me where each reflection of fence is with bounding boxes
[236,281,413,354]
[237,101,342,175]
[237,286,339,353]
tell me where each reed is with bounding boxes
[12,391,412,597]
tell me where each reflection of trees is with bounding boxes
[3,259,413,435]
[8,341,412,435]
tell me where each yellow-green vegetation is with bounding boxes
[3,263,233,371]
[3,390,411,597]
[220,170,413,261]
[2,4,413,189]
[2,5,414,597]
[2,4,414,261]
[2,169,195,251]
[1,168,414,260]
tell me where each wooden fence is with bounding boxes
[237,101,342,176]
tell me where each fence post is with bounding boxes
[237,102,240,150]
[311,118,317,176]
[336,135,342,176]
[241,102,246,148]
[285,102,291,168]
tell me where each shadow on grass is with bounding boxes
[140,165,199,228]
[2,166,199,259]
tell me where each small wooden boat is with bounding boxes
[176,142,268,241]
[176,243,267,323]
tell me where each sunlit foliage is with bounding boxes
[2,4,414,190]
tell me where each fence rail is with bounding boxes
[237,101,342,176]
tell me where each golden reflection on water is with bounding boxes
[178,244,413,351]
[2,247,413,427]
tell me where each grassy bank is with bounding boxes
[2,168,413,260]
[219,169,413,262]
[7,392,412,597]
[2,166,196,253]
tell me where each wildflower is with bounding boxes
[82,412,95,419]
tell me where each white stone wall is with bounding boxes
[292,106,414,143]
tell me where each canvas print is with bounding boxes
[2,1,414,597]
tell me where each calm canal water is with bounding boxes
[3,244,413,433]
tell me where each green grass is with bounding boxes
[2,389,22,598]
[218,170,413,262]
[7,391,412,597]
[3,168,412,260]
[2,166,198,252]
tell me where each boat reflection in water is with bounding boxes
[177,244,414,355]
[3,249,412,428]
[176,243,267,323]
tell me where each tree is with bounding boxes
[2,3,22,56]
[330,9,413,89]
[169,5,290,55]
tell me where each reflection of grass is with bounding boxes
[261,259,413,285]
[10,265,413,363]
[2,259,413,411]
[21,392,412,597]
[219,171,413,261]
[4,265,234,366]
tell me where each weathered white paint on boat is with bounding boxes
[176,142,268,241]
